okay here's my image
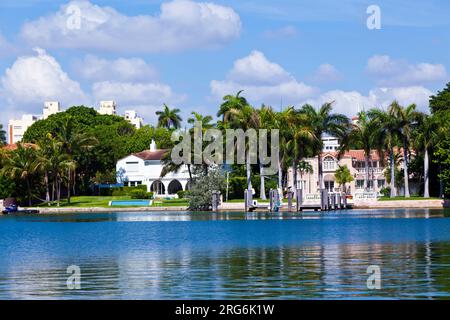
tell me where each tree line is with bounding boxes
[0,83,449,205]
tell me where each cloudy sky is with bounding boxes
[0,0,449,128]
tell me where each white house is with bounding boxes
[116,140,191,197]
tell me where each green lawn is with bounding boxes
[38,196,188,208]
[379,196,440,201]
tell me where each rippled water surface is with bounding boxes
[0,209,449,299]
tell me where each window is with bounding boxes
[325,181,334,192]
[356,180,364,189]
[377,179,385,188]
[126,161,139,172]
[323,156,336,170]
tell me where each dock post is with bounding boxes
[269,189,274,212]
[296,189,303,212]
[320,189,328,211]
[337,193,341,209]
[244,189,250,212]
[212,191,221,211]
[330,193,336,210]
[343,193,347,208]
[287,190,293,212]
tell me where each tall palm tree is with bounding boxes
[156,104,182,129]
[388,101,419,198]
[276,107,295,190]
[187,112,214,129]
[0,124,6,146]
[346,111,378,190]
[1,144,37,206]
[226,103,260,195]
[285,109,315,196]
[300,102,350,191]
[415,114,439,198]
[369,105,403,198]
[217,90,248,123]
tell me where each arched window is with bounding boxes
[150,180,165,195]
[168,180,183,195]
[323,156,336,170]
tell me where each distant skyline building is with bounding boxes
[43,101,61,119]
[124,110,144,129]
[98,101,117,115]
[8,114,39,145]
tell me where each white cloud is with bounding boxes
[1,47,88,116]
[211,50,317,106]
[20,0,241,53]
[311,63,341,83]
[304,86,433,116]
[366,55,448,86]
[74,55,158,82]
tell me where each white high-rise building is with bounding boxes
[124,110,144,129]
[43,101,61,119]
[8,114,39,144]
[98,101,117,115]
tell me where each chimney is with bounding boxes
[150,139,157,151]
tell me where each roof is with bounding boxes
[2,143,36,151]
[133,149,168,161]
[322,149,381,161]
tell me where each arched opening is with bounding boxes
[150,180,165,195]
[168,180,183,195]
[323,156,336,171]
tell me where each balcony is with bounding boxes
[356,168,384,174]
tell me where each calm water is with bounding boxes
[0,209,449,300]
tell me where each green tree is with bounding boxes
[217,90,248,123]
[334,165,354,193]
[156,104,182,129]
[1,144,38,206]
[186,169,226,211]
[0,124,6,146]
[429,82,450,113]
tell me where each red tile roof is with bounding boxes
[322,150,382,161]
[2,143,36,151]
[133,149,168,161]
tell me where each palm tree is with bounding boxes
[0,124,6,146]
[300,102,350,191]
[297,160,313,193]
[217,90,248,123]
[415,114,439,198]
[156,104,182,129]
[335,165,354,194]
[391,102,420,198]
[1,144,37,206]
[369,104,403,198]
[187,112,214,129]
[276,107,295,190]
[346,111,378,190]
[55,117,97,204]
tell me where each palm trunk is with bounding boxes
[277,153,282,189]
[26,178,32,207]
[364,155,370,190]
[318,154,324,191]
[246,150,252,193]
[292,159,298,197]
[187,164,193,182]
[67,168,71,204]
[424,148,430,198]
[403,139,410,198]
[45,171,50,206]
[73,167,76,196]
[390,147,397,198]
[259,164,266,200]
[57,176,61,207]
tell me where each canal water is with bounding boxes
[0,209,449,299]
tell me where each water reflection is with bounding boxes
[0,209,449,299]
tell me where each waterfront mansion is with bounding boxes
[287,149,387,197]
[116,140,190,197]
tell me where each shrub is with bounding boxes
[130,189,149,199]
[380,187,391,197]
[187,170,226,211]
[177,190,185,199]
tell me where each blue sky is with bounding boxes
[1,0,449,128]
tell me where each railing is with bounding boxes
[356,168,384,174]
[354,191,378,200]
